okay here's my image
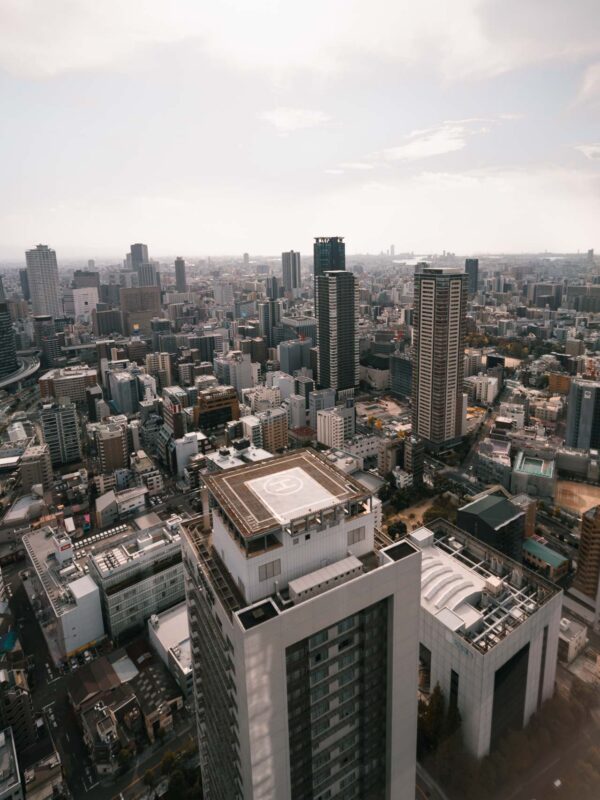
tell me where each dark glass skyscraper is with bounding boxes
[282,250,301,292]
[130,243,149,271]
[174,257,187,293]
[313,237,357,393]
[0,282,17,377]
[465,258,479,295]
[313,236,345,279]
[19,269,30,301]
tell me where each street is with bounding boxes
[4,562,196,800]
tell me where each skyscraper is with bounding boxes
[572,505,600,628]
[565,378,600,450]
[465,258,479,295]
[40,401,82,465]
[33,315,61,368]
[316,270,359,393]
[120,286,161,335]
[282,250,301,293]
[19,269,30,301]
[412,264,467,450]
[313,236,345,279]
[0,298,18,378]
[174,257,187,293]
[25,244,61,318]
[130,243,149,271]
[266,275,280,300]
[258,299,282,349]
[183,449,421,800]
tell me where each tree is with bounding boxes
[166,770,187,800]
[161,751,177,775]
[118,746,134,768]
[143,769,156,788]
[388,520,407,539]
[418,683,446,758]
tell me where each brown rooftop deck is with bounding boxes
[204,448,368,538]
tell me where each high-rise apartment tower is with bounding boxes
[282,250,302,293]
[412,264,467,450]
[25,244,61,318]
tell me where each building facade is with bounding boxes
[183,449,421,800]
[25,244,61,319]
[315,271,359,394]
[412,265,467,450]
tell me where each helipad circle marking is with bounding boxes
[263,475,304,496]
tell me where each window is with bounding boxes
[450,669,459,710]
[313,717,330,735]
[310,630,328,649]
[337,616,355,635]
[258,559,281,582]
[338,668,355,686]
[347,526,365,546]
[311,700,329,719]
[311,683,329,702]
[311,666,329,685]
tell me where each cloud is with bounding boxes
[576,143,600,159]
[326,118,495,174]
[576,62,600,105]
[338,162,375,170]
[379,121,479,163]
[258,107,332,133]
[1,1,599,81]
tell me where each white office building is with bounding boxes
[413,520,562,757]
[88,517,185,640]
[148,602,193,697]
[22,529,105,666]
[0,728,23,800]
[183,449,421,800]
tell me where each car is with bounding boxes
[553,779,562,790]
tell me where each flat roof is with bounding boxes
[522,538,568,569]
[204,448,367,538]
[514,451,554,477]
[413,522,560,654]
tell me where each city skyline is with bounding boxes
[1,2,599,257]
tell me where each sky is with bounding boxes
[1,0,599,259]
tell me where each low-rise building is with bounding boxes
[148,604,192,697]
[95,486,148,529]
[22,529,105,666]
[19,445,53,493]
[88,518,185,640]
[522,538,569,581]
[39,366,98,405]
[557,617,588,663]
[0,727,23,800]
[510,450,556,500]
[458,490,525,562]
[130,450,163,496]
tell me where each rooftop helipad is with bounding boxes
[204,448,367,537]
